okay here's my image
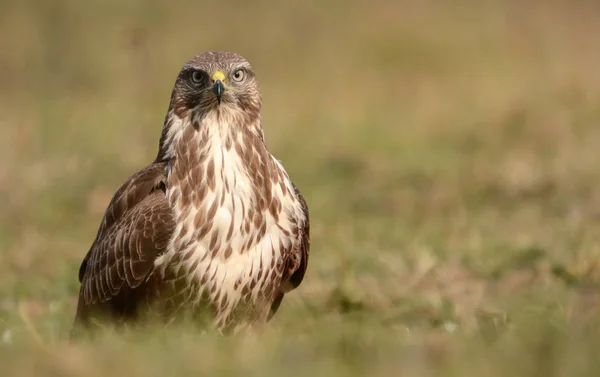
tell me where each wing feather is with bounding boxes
[73,162,175,328]
[287,183,310,290]
[268,182,310,319]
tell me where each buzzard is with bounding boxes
[72,51,310,335]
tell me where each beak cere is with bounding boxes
[211,70,227,105]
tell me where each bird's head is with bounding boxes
[169,51,262,123]
[156,51,266,162]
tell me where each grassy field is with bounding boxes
[2,0,600,375]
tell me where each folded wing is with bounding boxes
[73,163,175,330]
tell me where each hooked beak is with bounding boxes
[212,80,225,104]
[211,71,226,105]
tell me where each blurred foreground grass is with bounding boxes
[2,0,600,375]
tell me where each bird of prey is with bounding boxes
[72,51,310,335]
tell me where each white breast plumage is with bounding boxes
[154,114,302,327]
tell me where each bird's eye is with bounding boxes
[232,69,245,82]
[191,71,203,84]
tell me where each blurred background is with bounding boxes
[2,0,600,375]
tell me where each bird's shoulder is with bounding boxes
[96,163,170,237]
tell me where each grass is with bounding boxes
[2,0,600,375]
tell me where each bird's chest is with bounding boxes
[155,141,297,320]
